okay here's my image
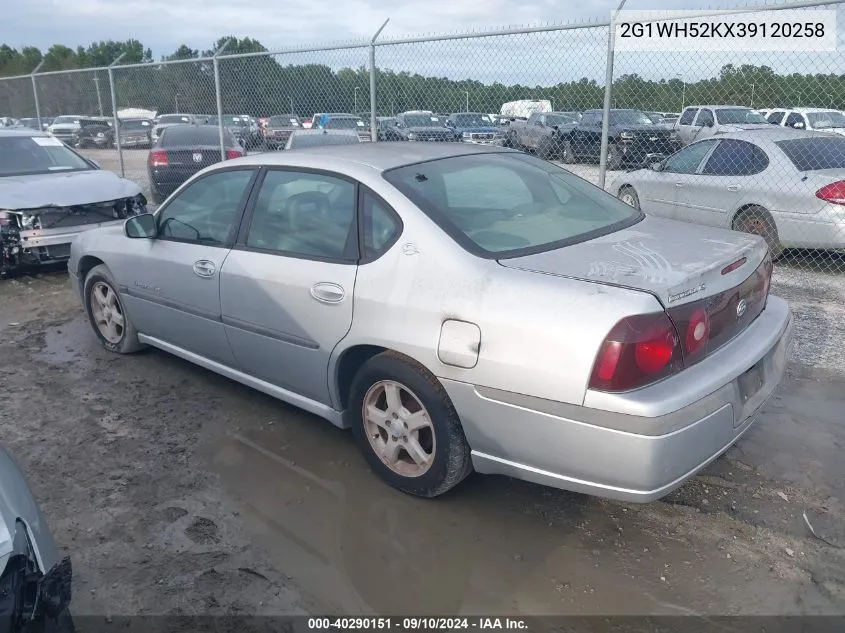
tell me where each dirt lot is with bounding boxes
[1,149,844,619]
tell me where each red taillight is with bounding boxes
[226,149,243,160]
[816,180,845,205]
[148,150,168,167]
[589,313,683,392]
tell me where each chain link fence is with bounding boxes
[0,0,844,277]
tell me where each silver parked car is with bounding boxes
[68,144,793,501]
[612,128,845,256]
[0,129,146,277]
[1,445,73,631]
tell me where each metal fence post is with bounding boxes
[598,0,627,190]
[30,61,44,130]
[213,39,234,161]
[109,53,127,178]
[370,19,390,143]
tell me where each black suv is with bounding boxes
[562,109,681,169]
[389,111,454,142]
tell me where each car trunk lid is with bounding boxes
[497,215,769,308]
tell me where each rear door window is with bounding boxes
[695,109,714,127]
[678,108,698,125]
[702,139,769,176]
[767,111,786,125]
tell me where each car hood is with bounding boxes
[616,124,672,134]
[498,215,768,307]
[455,126,500,134]
[0,445,59,575]
[0,170,142,211]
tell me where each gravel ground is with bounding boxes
[0,148,842,620]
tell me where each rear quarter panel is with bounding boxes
[332,175,663,407]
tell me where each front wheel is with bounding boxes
[349,352,473,498]
[83,265,145,354]
[618,186,640,210]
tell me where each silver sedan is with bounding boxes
[612,127,845,256]
[68,143,793,501]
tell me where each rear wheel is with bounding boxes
[733,207,784,260]
[349,352,472,497]
[618,186,640,210]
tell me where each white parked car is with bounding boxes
[764,107,845,136]
[612,127,845,256]
[674,105,771,146]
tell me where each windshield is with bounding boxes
[52,116,80,125]
[403,114,442,127]
[121,120,152,131]
[715,108,769,124]
[609,110,653,125]
[218,115,248,126]
[384,152,640,257]
[451,114,493,127]
[269,115,301,127]
[0,135,93,176]
[158,114,192,124]
[324,117,365,129]
[776,137,845,171]
[546,113,580,126]
[807,111,845,128]
[289,132,361,148]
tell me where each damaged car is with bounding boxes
[1,444,74,633]
[0,128,146,277]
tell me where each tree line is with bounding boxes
[1,37,842,119]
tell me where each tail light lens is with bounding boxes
[589,312,683,392]
[226,149,243,160]
[590,255,773,393]
[148,150,168,167]
[816,180,845,205]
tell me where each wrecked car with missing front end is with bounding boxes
[0,445,73,633]
[0,128,145,277]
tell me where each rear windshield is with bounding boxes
[403,114,442,127]
[269,115,301,127]
[324,117,366,129]
[158,114,192,124]
[807,111,845,129]
[289,133,361,149]
[0,135,93,177]
[121,119,152,131]
[451,113,493,127]
[384,152,641,258]
[161,126,232,147]
[775,137,845,171]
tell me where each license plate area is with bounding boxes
[738,362,765,407]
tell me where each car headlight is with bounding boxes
[407,132,417,140]
[620,131,635,140]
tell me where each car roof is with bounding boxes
[228,141,516,172]
[784,107,842,113]
[0,128,44,138]
[703,127,834,143]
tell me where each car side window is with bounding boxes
[361,191,401,261]
[702,139,769,176]
[157,169,255,245]
[767,111,785,125]
[246,169,357,261]
[695,109,714,127]
[785,112,804,128]
[663,140,718,174]
[679,108,697,125]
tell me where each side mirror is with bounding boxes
[792,121,805,129]
[125,213,157,239]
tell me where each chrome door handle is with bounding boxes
[727,185,741,192]
[310,282,345,304]
[192,259,216,278]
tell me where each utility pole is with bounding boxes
[31,60,44,130]
[354,87,359,114]
[369,18,390,142]
[598,0,628,189]
[93,75,104,116]
[463,90,469,112]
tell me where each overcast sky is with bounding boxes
[3,0,797,56]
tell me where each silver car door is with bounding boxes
[119,168,258,365]
[677,139,768,228]
[219,168,361,406]
[646,139,718,220]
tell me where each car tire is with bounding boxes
[537,138,552,160]
[618,186,640,210]
[83,264,145,354]
[732,207,784,260]
[606,143,623,170]
[348,351,473,498]
[562,140,576,164]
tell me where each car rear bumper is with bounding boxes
[441,295,793,502]
[776,212,845,250]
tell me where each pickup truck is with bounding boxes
[505,111,581,158]
[561,108,682,169]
